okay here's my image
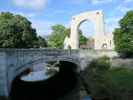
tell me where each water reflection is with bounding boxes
[10,61,78,100]
[21,70,50,82]
[82,96,92,100]
[20,62,60,82]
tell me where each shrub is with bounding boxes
[113,11,133,58]
[81,56,112,100]
[110,67,133,100]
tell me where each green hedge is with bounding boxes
[81,56,133,100]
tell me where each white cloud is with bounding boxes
[91,0,112,5]
[70,0,87,4]
[117,5,131,13]
[31,19,70,36]
[31,19,55,36]
[15,12,36,18]
[13,0,48,11]
[124,0,133,3]
[105,16,122,33]
[105,17,121,24]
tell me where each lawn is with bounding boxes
[110,67,133,89]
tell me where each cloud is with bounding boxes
[124,0,133,3]
[117,5,132,13]
[13,0,48,11]
[31,19,55,36]
[70,0,87,4]
[105,16,122,33]
[105,17,121,24]
[14,12,36,18]
[68,0,112,5]
[31,19,70,36]
[91,0,112,5]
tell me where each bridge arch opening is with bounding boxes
[68,10,107,49]
[78,20,95,49]
[9,61,79,100]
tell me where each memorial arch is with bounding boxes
[64,10,114,50]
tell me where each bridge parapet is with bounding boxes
[4,49,79,69]
[0,49,80,97]
[1,48,113,97]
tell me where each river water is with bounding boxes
[82,96,92,100]
[9,60,93,100]
[20,70,92,100]
[21,70,49,82]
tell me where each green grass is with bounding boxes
[0,96,8,100]
[110,67,133,89]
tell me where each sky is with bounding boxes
[0,0,133,37]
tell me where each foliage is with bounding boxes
[110,67,133,89]
[37,36,48,48]
[78,29,88,45]
[81,56,133,100]
[64,28,71,37]
[0,12,37,48]
[48,24,66,48]
[81,56,112,99]
[113,10,133,57]
[48,24,88,48]
[109,67,133,100]
[0,12,47,48]
[65,28,88,45]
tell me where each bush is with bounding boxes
[81,56,112,100]
[110,67,133,100]
[113,11,133,58]
[81,57,133,100]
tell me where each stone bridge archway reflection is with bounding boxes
[10,61,80,100]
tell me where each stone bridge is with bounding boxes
[0,49,93,98]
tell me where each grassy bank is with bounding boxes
[81,57,133,100]
[109,67,133,100]
[0,96,8,100]
[110,67,133,89]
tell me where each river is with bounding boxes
[20,70,92,100]
[10,61,92,100]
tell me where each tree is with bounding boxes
[37,36,48,48]
[48,24,88,48]
[48,24,66,48]
[81,56,112,99]
[113,10,133,57]
[64,28,88,46]
[0,12,45,48]
[78,29,88,45]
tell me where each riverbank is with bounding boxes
[0,96,8,100]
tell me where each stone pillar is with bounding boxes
[70,18,79,49]
[0,51,8,97]
[93,11,106,50]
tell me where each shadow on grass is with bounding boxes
[0,96,8,100]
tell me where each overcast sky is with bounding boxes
[0,0,133,37]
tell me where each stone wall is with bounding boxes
[111,58,133,68]
[0,52,8,96]
[0,49,80,98]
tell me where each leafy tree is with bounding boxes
[48,24,66,48]
[64,28,71,38]
[37,36,48,48]
[0,12,46,48]
[113,11,133,57]
[48,24,88,48]
[78,29,88,45]
[64,28,88,45]
[81,56,112,99]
